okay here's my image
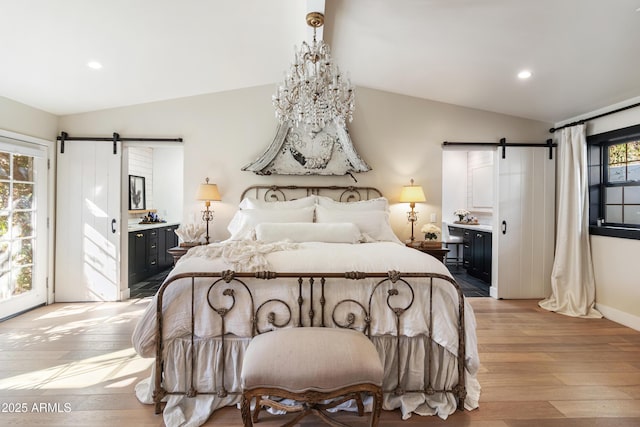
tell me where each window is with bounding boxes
[588,123,640,239]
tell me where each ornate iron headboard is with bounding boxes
[240,185,383,203]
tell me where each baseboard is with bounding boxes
[596,303,640,331]
[120,288,131,301]
[489,286,498,299]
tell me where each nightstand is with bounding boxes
[167,246,193,266]
[406,242,450,264]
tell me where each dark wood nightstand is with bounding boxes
[167,246,189,265]
[167,243,201,265]
[406,242,450,264]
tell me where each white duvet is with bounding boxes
[132,241,480,426]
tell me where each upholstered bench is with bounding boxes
[240,327,384,427]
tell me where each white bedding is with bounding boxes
[132,240,480,426]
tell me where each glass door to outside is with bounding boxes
[0,136,48,320]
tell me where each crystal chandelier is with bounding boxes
[272,12,355,129]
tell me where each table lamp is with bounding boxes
[196,177,221,244]
[399,179,426,242]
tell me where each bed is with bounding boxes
[132,185,481,427]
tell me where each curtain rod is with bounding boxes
[442,138,556,159]
[549,101,640,133]
[57,131,183,154]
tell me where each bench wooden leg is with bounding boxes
[240,394,252,427]
[370,388,383,427]
[241,386,382,427]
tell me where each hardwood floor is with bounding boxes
[0,298,639,426]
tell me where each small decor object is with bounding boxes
[196,178,221,244]
[454,208,470,222]
[466,216,480,225]
[139,211,166,224]
[399,179,426,242]
[175,223,206,247]
[129,175,146,210]
[421,223,441,241]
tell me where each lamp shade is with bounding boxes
[196,178,221,201]
[399,180,426,203]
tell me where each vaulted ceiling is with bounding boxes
[2,0,640,123]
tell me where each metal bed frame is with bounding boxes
[150,185,467,418]
[239,184,383,203]
[152,270,467,415]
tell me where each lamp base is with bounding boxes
[202,207,214,245]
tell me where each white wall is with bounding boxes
[59,85,551,243]
[128,146,154,215]
[152,146,183,223]
[125,145,184,224]
[0,96,58,141]
[567,102,640,328]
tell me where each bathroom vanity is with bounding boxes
[450,223,492,283]
[128,222,180,286]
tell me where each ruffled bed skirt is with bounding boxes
[135,334,480,427]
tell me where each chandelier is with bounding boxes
[272,12,355,129]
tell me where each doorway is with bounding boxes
[442,146,555,299]
[442,149,494,297]
[124,144,183,299]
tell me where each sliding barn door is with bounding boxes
[55,140,122,301]
[493,146,556,299]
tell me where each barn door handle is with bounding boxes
[502,220,507,235]
[111,218,117,234]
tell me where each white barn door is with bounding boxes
[55,140,122,301]
[492,146,555,299]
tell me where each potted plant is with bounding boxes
[420,223,441,247]
[454,209,470,222]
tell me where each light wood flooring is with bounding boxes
[0,298,639,426]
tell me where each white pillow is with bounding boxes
[256,222,362,244]
[315,205,401,244]
[228,206,315,240]
[239,195,316,210]
[316,195,389,211]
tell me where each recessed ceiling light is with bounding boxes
[517,70,532,79]
[87,61,102,70]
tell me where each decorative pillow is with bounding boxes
[316,195,389,211]
[255,222,362,244]
[239,195,317,210]
[228,206,315,240]
[315,205,401,244]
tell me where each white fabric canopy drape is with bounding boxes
[539,124,602,318]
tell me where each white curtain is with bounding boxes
[539,124,602,318]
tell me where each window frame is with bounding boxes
[588,123,640,240]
